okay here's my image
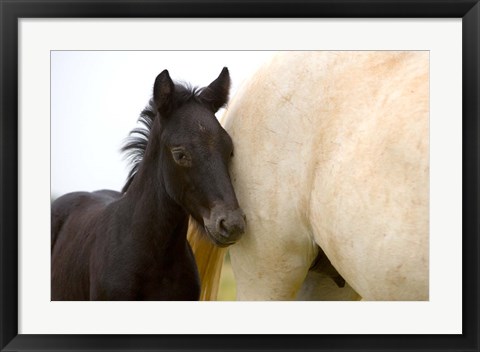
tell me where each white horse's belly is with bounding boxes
[225,51,429,300]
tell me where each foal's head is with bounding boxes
[125,68,245,247]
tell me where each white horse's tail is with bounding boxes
[187,217,227,300]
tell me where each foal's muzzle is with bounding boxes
[204,206,246,247]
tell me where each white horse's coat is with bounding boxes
[223,52,429,300]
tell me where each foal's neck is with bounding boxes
[124,173,189,254]
[123,136,188,251]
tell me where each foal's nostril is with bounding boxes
[216,217,229,237]
[219,219,227,231]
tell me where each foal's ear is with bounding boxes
[153,70,175,116]
[199,67,231,113]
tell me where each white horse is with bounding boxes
[189,51,429,301]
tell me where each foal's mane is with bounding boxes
[121,83,205,193]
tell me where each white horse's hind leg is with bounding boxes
[230,225,317,300]
[230,257,308,300]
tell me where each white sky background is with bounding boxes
[51,51,275,197]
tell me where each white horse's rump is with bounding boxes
[223,51,429,300]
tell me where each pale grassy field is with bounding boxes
[216,253,237,301]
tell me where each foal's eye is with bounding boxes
[171,148,191,166]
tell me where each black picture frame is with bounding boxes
[1,1,478,351]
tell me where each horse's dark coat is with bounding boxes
[51,68,245,300]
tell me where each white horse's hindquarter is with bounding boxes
[308,52,429,300]
[226,52,429,301]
